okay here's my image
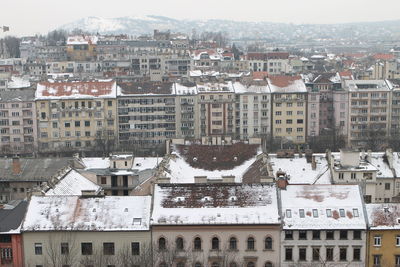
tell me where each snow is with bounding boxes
[82,157,110,169]
[152,184,280,225]
[233,82,270,94]
[132,157,161,171]
[281,184,366,230]
[268,154,331,184]
[196,81,235,93]
[7,76,30,89]
[45,169,101,196]
[369,152,394,178]
[67,35,98,45]
[366,203,400,230]
[22,195,151,231]
[268,77,307,93]
[165,152,260,183]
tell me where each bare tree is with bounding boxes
[45,232,80,267]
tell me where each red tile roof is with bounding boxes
[373,53,395,61]
[269,75,302,88]
[37,81,116,98]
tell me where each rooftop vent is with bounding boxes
[193,157,198,162]
[133,218,142,225]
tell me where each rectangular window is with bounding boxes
[385,183,391,190]
[312,230,320,240]
[312,247,320,261]
[81,243,93,255]
[285,230,293,240]
[339,209,345,217]
[340,230,348,240]
[35,243,42,255]
[339,173,344,179]
[326,230,334,240]
[353,230,361,240]
[353,247,361,261]
[396,235,400,246]
[340,247,347,261]
[299,230,307,240]
[351,173,356,179]
[312,209,318,218]
[353,208,359,217]
[285,247,293,261]
[103,243,115,255]
[61,243,69,255]
[326,209,332,217]
[286,209,292,218]
[131,242,140,255]
[326,247,334,261]
[299,209,305,218]
[373,255,381,265]
[374,236,381,246]
[299,247,306,261]
[75,121,80,127]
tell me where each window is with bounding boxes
[103,243,114,255]
[285,230,293,240]
[229,237,237,250]
[326,247,334,261]
[285,247,293,261]
[385,183,391,190]
[194,237,202,250]
[353,230,361,240]
[158,237,166,250]
[75,121,80,127]
[85,121,90,127]
[108,101,112,107]
[326,209,332,217]
[340,230,348,240]
[61,243,69,255]
[299,247,306,261]
[312,209,318,218]
[395,255,400,266]
[247,262,255,267]
[353,247,361,261]
[339,173,344,179]
[339,209,345,217]
[264,237,272,250]
[64,122,70,128]
[264,262,273,267]
[312,230,320,240]
[81,243,92,255]
[176,237,184,250]
[195,263,203,267]
[374,236,381,246]
[353,209,359,217]
[286,209,292,218]
[131,242,140,255]
[351,173,356,179]
[35,243,42,255]
[212,237,219,250]
[312,247,320,261]
[373,255,381,265]
[396,235,400,246]
[299,209,305,218]
[247,237,255,250]
[340,247,347,261]
[299,230,307,240]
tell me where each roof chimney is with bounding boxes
[12,156,21,175]
[311,155,316,170]
[276,176,289,190]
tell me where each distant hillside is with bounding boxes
[59,15,400,43]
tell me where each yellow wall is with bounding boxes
[367,229,400,267]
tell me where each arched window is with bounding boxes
[176,262,185,267]
[211,262,220,267]
[264,237,272,250]
[265,262,273,267]
[194,262,202,267]
[212,237,219,250]
[247,237,255,250]
[176,237,184,250]
[158,237,166,250]
[247,262,255,267]
[230,262,238,267]
[194,237,202,250]
[229,237,237,250]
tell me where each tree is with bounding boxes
[45,233,80,267]
[94,128,117,156]
[0,36,20,58]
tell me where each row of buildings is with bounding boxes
[2,74,400,155]
[1,182,400,267]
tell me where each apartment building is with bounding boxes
[66,36,98,61]
[391,84,400,134]
[345,79,393,148]
[280,184,367,267]
[22,195,152,267]
[0,88,37,155]
[234,81,271,139]
[174,82,198,139]
[246,52,290,75]
[35,80,118,153]
[151,183,281,267]
[269,76,307,144]
[117,82,176,150]
[366,203,400,267]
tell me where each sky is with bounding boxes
[2,0,400,36]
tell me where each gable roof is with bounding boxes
[0,200,28,233]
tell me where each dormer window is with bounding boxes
[299,209,305,218]
[312,209,318,218]
[286,209,292,218]
[133,218,142,225]
[339,209,345,217]
[326,209,332,217]
[353,209,359,217]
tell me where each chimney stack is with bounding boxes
[311,155,316,170]
[12,156,21,175]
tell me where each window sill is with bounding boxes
[245,249,257,252]
[263,249,274,252]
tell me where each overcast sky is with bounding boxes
[2,0,400,36]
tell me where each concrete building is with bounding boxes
[269,76,308,145]
[35,80,118,154]
[0,88,37,155]
[66,36,98,61]
[151,183,281,267]
[279,184,367,267]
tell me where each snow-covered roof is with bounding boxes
[36,80,117,100]
[233,82,270,94]
[45,169,102,196]
[67,35,98,45]
[196,81,235,93]
[81,157,110,169]
[268,76,307,93]
[344,79,393,91]
[22,195,151,231]
[369,152,394,178]
[331,152,378,172]
[281,184,366,230]
[268,154,331,184]
[366,203,400,230]
[152,184,280,225]
[7,76,30,89]
[132,157,161,171]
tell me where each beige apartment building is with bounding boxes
[35,80,118,154]
[151,183,281,267]
[269,76,307,145]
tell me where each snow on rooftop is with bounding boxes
[366,203,400,230]
[233,82,270,94]
[7,76,30,89]
[369,152,394,178]
[132,157,161,171]
[152,184,280,225]
[45,169,101,196]
[81,157,110,169]
[268,76,307,93]
[23,195,151,231]
[281,184,366,230]
[268,154,331,184]
[67,35,98,45]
